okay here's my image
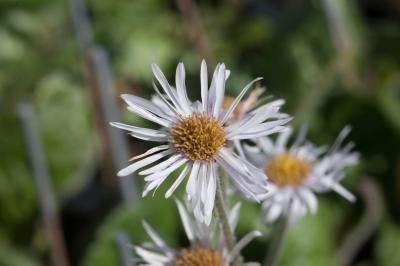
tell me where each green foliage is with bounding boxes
[35,72,95,193]
[0,241,40,266]
[278,200,340,266]
[376,218,400,266]
[0,0,399,265]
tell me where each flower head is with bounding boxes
[244,126,359,224]
[111,61,290,224]
[133,200,261,266]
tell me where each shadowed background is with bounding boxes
[0,0,399,265]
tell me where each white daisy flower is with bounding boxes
[133,199,261,266]
[111,61,290,224]
[243,126,359,224]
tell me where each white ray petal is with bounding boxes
[219,77,263,125]
[298,188,318,214]
[263,201,283,224]
[204,166,216,225]
[229,202,241,230]
[144,158,187,182]
[139,154,182,175]
[142,221,173,256]
[165,164,190,198]
[121,94,176,122]
[175,199,195,243]
[127,104,171,127]
[117,149,173,176]
[229,231,262,262]
[213,64,226,117]
[175,63,192,115]
[151,63,185,115]
[186,162,200,200]
[128,145,170,161]
[331,182,356,202]
[200,59,208,113]
[207,64,220,115]
[110,122,168,139]
[134,246,171,265]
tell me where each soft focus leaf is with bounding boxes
[376,218,400,266]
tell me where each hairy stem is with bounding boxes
[215,176,241,266]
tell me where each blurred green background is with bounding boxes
[0,0,399,265]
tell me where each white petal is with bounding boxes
[229,202,241,230]
[200,59,208,113]
[144,158,187,182]
[204,164,217,225]
[127,104,171,127]
[298,188,318,213]
[219,77,263,125]
[331,182,356,202]
[263,201,283,224]
[207,64,220,115]
[287,196,307,224]
[142,221,173,256]
[139,154,182,175]
[117,149,173,176]
[229,231,262,262]
[186,162,200,199]
[151,64,185,115]
[128,145,170,161]
[175,63,192,115]
[175,199,195,243]
[134,246,171,264]
[121,94,176,122]
[165,164,190,198]
[212,64,226,117]
[110,122,169,141]
[276,128,292,152]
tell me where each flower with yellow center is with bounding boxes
[133,200,261,266]
[265,152,310,187]
[243,126,359,224]
[170,114,225,161]
[111,61,290,224]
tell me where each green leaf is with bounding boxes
[376,218,400,266]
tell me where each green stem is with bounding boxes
[215,176,241,266]
[264,217,288,266]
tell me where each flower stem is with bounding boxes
[215,176,241,266]
[264,217,288,266]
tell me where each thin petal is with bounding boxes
[117,149,173,176]
[175,199,195,243]
[219,77,263,125]
[165,164,190,198]
[200,60,208,113]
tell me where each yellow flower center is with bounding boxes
[265,152,310,187]
[170,114,225,161]
[172,247,224,266]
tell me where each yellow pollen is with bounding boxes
[172,247,224,266]
[170,114,225,161]
[265,152,310,187]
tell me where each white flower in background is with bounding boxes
[243,126,359,224]
[133,199,261,266]
[111,61,290,224]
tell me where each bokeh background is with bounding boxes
[1,0,399,265]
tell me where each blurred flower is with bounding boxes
[243,126,359,224]
[111,61,290,224]
[133,199,261,266]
